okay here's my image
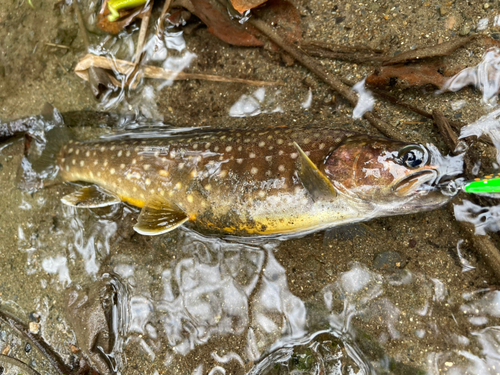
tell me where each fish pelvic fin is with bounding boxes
[61,185,121,208]
[134,196,189,236]
[294,142,337,202]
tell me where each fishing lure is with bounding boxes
[463,174,500,195]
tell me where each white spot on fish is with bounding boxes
[75,149,80,155]
[251,167,258,175]
[193,144,198,149]
[205,143,211,149]
[143,164,151,171]
[214,146,219,152]
[126,150,131,157]
[170,150,177,158]
[187,195,194,203]
[178,163,185,170]
[85,151,90,157]
[291,153,298,159]
[204,184,211,191]
[110,146,115,151]
[304,138,311,144]
[120,164,126,169]
[319,143,325,150]
[132,159,137,165]
[175,182,182,189]
[277,139,284,145]
[117,150,122,157]
[72,159,76,165]
[133,186,137,192]
[335,138,342,143]
[97,171,101,177]
[160,190,165,196]
[159,169,169,177]
[236,158,243,164]
[145,178,151,185]
[258,141,265,147]
[154,150,160,157]
[110,168,115,175]
[258,190,266,198]
[80,160,85,167]
[90,171,94,178]
[265,170,272,177]
[238,146,242,151]
[265,156,272,162]
[278,150,284,156]
[104,160,108,167]
[249,153,256,158]
[219,170,227,178]
[65,166,69,171]
[191,170,198,178]
[226,146,232,152]
[278,165,285,172]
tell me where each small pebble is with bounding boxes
[29,322,40,334]
[459,25,471,36]
[25,343,31,353]
[477,18,489,31]
[69,344,80,353]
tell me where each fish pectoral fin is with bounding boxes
[294,142,337,201]
[134,196,188,236]
[61,185,121,207]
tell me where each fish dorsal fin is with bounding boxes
[134,196,188,236]
[294,142,337,201]
[61,185,121,207]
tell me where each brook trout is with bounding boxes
[53,126,460,236]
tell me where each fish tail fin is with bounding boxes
[17,104,73,192]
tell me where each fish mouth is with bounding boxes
[392,170,439,197]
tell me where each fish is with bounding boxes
[45,125,462,237]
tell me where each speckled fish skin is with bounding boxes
[57,127,452,236]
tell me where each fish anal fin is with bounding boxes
[134,196,188,236]
[294,142,337,201]
[61,185,121,208]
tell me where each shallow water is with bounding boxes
[2,0,500,374]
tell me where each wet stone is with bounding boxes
[373,251,403,271]
[459,25,471,36]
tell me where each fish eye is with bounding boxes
[397,145,428,169]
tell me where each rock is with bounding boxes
[28,322,40,334]
[459,25,471,36]
[373,251,403,271]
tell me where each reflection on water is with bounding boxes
[440,47,500,107]
[17,221,498,374]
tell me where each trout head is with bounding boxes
[324,136,462,211]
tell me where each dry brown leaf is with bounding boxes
[97,0,148,34]
[230,0,267,13]
[75,53,282,86]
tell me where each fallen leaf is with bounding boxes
[230,0,267,13]
[97,0,148,34]
[75,53,282,85]
[366,63,459,89]
[187,0,263,46]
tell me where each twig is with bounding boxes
[133,0,153,64]
[73,0,90,50]
[0,309,73,375]
[75,53,283,86]
[432,109,459,153]
[44,42,71,50]
[155,0,173,42]
[249,17,406,141]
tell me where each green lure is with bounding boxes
[463,174,500,194]
[107,0,147,22]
